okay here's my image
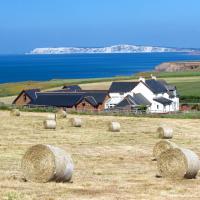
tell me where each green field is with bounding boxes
[0,76,133,97]
[137,71,200,78]
[165,76,200,102]
[1,71,200,102]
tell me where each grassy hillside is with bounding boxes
[0,76,134,97]
[137,71,200,78]
[1,111,200,199]
[1,72,200,103]
[164,76,200,102]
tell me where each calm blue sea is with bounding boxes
[0,53,200,83]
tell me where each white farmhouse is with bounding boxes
[133,78,179,113]
[105,77,179,113]
[105,82,139,109]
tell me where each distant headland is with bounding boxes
[155,61,200,72]
[28,44,197,55]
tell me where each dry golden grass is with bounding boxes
[0,96,16,105]
[1,111,200,199]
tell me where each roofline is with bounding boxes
[36,92,85,95]
[13,90,34,104]
[76,93,108,106]
[36,90,108,95]
[12,90,25,104]
[13,89,40,104]
[84,96,98,106]
[153,98,173,105]
[139,80,167,94]
[109,81,140,93]
[139,81,155,94]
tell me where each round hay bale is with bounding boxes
[153,140,178,160]
[43,120,56,129]
[21,144,74,183]
[10,109,20,117]
[56,110,67,119]
[157,148,200,179]
[70,117,82,127]
[157,126,173,139]
[109,122,121,132]
[47,114,56,120]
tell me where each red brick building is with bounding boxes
[12,89,40,105]
[13,87,109,112]
[76,92,109,112]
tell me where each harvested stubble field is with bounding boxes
[1,111,200,199]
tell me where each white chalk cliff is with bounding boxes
[29,44,194,54]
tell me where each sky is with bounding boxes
[0,0,200,54]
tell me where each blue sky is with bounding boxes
[0,0,200,54]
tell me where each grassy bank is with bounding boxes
[1,71,200,102]
[2,104,200,119]
[137,71,200,78]
[0,76,135,97]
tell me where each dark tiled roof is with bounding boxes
[13,89,40,104]
[30,90,108,108]
[83,92,107,104]
[62,85,82,92]
[109,82,139,93]
[81,90,108,93]
[116,94,151,108]
[167,91,175,98]
[24,89,40,100]
[158,80,176,91]
[47,89,108,94]
[115,95,137,108]
[84,96,98,106]
[77,92,108,106]
[48,89,80,93]
[154,97,173,106]
[133,93,151,106]
[31,93,83,107]
[144,80,168,94]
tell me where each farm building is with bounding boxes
[180,104,190,111]
[13,77,179,113]
[76,91,109,112]
[13,89,40,105]
[30,92,83,109]
[114,94,151,112]
[13,88,109,112]
[105,77,179,113]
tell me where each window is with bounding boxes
[23,94,27,101]
[109,104,115,108]
[157,105,159,109]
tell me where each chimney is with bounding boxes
[151,74,157,80]
[139,77,145,83]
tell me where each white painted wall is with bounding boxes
[132,82,154,101]
[105,97,124,109]
[106,80,180,113]
[107,88,137,109]
[149,101,164,113]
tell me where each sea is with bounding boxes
[0,53,200,84]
